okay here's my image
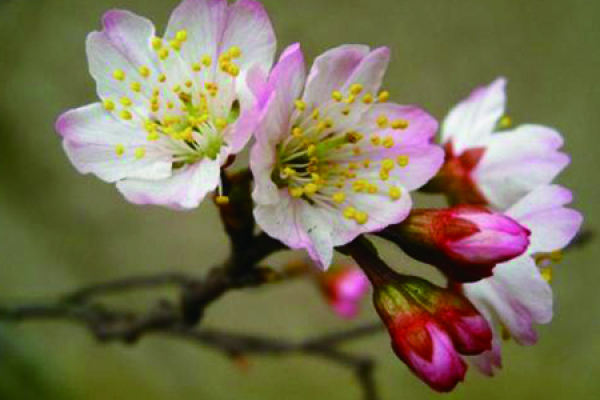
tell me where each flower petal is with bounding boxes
[303,44,370,107]
[464,255,551,346]
[473,125,570,210]
[357,104,444,190]
[86,10,160,121]
[116,158,221,210]
[442,78,506,154]
[507,185,583,253]
[220,0,276,105]
[56,103,171,182]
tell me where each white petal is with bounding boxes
[474,125,570,210]
[56,103,171,182]
[442,78,506,153]
[116,158,221,210]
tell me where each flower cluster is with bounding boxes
[56,0,583,393]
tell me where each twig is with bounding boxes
[0,300,383,400]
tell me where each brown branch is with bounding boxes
[0,299,383,400]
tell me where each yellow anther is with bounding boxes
[289,187,304,198]
[151,37,162,50]
[348,162,359,170]
[367,184,379,194]
[332,91,343,102]
[134,147,146,160]
[115,144,125,157]
[341,107,351,116]
[173,84,182,93]
[158,73,167,83]
[363,159,371,168]
[147,131,160,141]
[499,115,512,129]
[541,267,553,283]
[292,100,305,112]
[167,101,175,109]
[370,135,381,146]
[144,120,156,132]
[382,136,395,148]
[138,66,151,78]
[311,108,320,120]
[130,81,142,92]
[120,110,133,120]
[396,155,409,167]
[362,93,374,104]
[323,119,334,129]
[228,64,240,77]
[181,127,194,141]
[151,103,160,112]
[343,207,357,219]
[345,131,363,144]
[304,183,319,196]
[353,147,362,156]
[344,94,356,104]
[307,144,316,156]
[113,69,126,81]
[170,39,181,51]
[389,186,402,200]
[391,119,409,130]
[158,48,170,60]
[215,118,228,130]
[311,173,321,182]
[283,167,297,177]
[332,192,346,204]
[379,169,390,181]
[376,114,389,128]
[352,180,368,192]
[229,46,242,58]
[201,55,212,67]
[382,159,395,171]
[378,90,390,102]
[120,97,133,107]
[103,99,115,111]
[175,30,188,42]
[215,195,230,205]
[292,127,303,137]
[350,83,363,95]
[354,211,368,225]
[192,62,202,72]
[185,80,193,88]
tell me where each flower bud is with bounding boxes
[372,273,492,391]
[379,206,530,282]
[319,263,369,319]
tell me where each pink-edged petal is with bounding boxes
[464,255,551,346]
[165,0,227,72]
[469,337,502,377]
[303,45,370,107]
[356,104,444,190]
[507,185,583,253]
[56,103,171,182]
[250,139,279,205]
[255,44,307,145]
[223,105,259,154]
[473,125,570,210]
[86,10,160,118]
[116,158,221,210]
[219,0,276,105]
[442,78,506,153]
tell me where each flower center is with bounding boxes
[102,29,243,167]
[272,85,411,225]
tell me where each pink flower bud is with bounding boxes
[319,264,370,319]
[372,274,492,392]
[380,206,530,282]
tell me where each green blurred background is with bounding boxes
[0,0,598,398]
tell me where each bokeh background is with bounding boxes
[0,0,598,398]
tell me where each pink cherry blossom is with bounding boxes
[462,185,583,375]
[56,0,276,209]
[437,78,570,210]
[250,43,443,268]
